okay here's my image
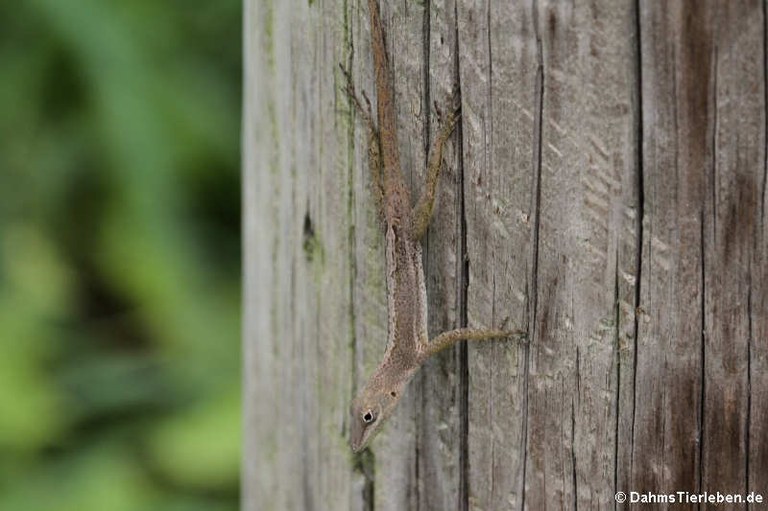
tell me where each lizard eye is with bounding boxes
[362,410,376,424]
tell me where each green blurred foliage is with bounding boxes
[0,0,241,509]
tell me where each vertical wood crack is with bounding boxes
[612,250,622,509]
[453,2,469,510]
[763,0,768,228]
[697,36,718,494]
[746,260,752,500]
[486,0,494,151]
[698,209,707,493]
[422,0,432,167]
[628,0,644,491]
[522,1,545,508]
[571,393,578,511]
[415,6,431,510]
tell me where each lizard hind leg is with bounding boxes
[412,100,461,240]
[339,64,385,214]
[419,327,527,362]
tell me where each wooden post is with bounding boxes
[243,1,767,509]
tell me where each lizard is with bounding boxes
[342,0,525,453]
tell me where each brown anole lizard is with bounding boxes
[342,0,524,452]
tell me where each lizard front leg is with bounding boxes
[419,327,527,361]
[412,101,461,240]
[340,65,385,212]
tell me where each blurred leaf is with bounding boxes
[0,0,241,509]
[148,387,241,491]
[0,225,72,451]
[0,442,157,511]
[3,223,77,316]
[0,304,65,452]
[58,352,172,423]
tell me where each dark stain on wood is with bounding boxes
[723,172,758,260]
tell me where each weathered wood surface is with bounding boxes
[243,1,767,510]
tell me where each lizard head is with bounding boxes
[349,363,418,452]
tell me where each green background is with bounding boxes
[0,0,241,509]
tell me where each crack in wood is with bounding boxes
[746,259,753,499]
[698,208,707,494]
[763,0,768,229]
[628,0,644,494]
[453,1,470,508]
[521,1,545,508]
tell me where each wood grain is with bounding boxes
[243,0,768,509]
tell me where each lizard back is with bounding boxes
[367,0,412,230]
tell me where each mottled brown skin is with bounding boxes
[344,0,524,453]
